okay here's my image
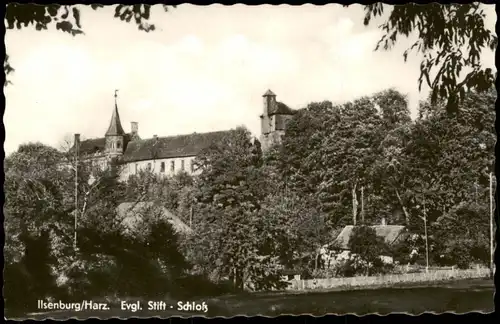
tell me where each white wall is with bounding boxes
[119,155,198,181]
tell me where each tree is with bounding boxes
[403,87,495,232]
[191,127,288,291]
[317,97,383,226]
[432,202,490,268]
[4,4,175,83]
[370,89,414,225]
[4,143,73,312]
[362,3,497,115]
[124,169,196,225]
[348,226,391,275]
[4,143,73,263]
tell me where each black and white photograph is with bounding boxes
[3,3,497,319]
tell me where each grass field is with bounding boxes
[11,278,494,319]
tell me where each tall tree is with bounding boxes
[362,3,497,115]
[4,143,73,263]
[370,89,413,225]
[191,127,288,290]
[317,97,383,226]
[406,87,495,231]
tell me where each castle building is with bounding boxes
[259,90,296,151]
[75,90,295,181]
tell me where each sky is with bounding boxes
[4,4,496,154]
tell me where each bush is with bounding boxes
[4,262,36,314]
[432,202,490,269]
[347,226,392,276]
[4,231,64,315]
[391,234,426,265]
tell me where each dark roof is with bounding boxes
[122,130,230,162]
[76,134,134,156]
[79,137,106,155]
[334,225,406,250]
[263,89,276,97]
[105,103,126,136]
[117,201,193,235]
[270,101,295,115]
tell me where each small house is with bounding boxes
[334,224,407,250]
[117,201,193,235]
[320,223,408,269]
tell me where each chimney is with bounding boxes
[74,133,80,149]
[381,217,386,226]
[153,134,158,140]
[131,122,138,136]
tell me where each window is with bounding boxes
[181,160,185,171]
[135,163,138,173]
[190,161,195,173]
[117,142,121,149]
[147,163,152,171]
[170,161,175,172]
[160,162,165,173]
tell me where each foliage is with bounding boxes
[4,230,62,312]
[362,3,497,115]
[191,127,289,290]
[432,202,490,268]
[391,234,426,265]
[279,91,404,227]
[348,226,393,276]
[124,170,196,225]
[4,141,192,307]
[4,143,73,265]
[4,81,496,303]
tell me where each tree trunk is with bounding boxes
[314,247,321,271]
[395,188,410,226]
[352,183,358,225]
[361,186,365,224]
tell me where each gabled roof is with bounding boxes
[117,201,193,235]
[72,131,229,162]
[269,101,296,116]
[75,134,133,156]
[105,103,125,136]
[122,130,230,162]
[334,225,406,250]
[78,137,106,155]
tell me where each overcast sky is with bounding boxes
[4,4,496,154]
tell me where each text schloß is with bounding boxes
[177,301,208,313]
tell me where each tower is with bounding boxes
[259,89,295,151]
[105,90,126,158]
[260,89,276,136]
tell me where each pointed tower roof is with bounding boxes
[105,90,125,136]
[263,89,276,97]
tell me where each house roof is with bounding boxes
[76,133,133,156]
[78,137,106,155]
[74,130,228,162]
[117,201,193,235]
[105,103,126,136]
[334,225,406,250]
[122,130,230,162]
[269,101,296,116]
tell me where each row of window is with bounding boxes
[109,141,122,149]
[134,159,195,174]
